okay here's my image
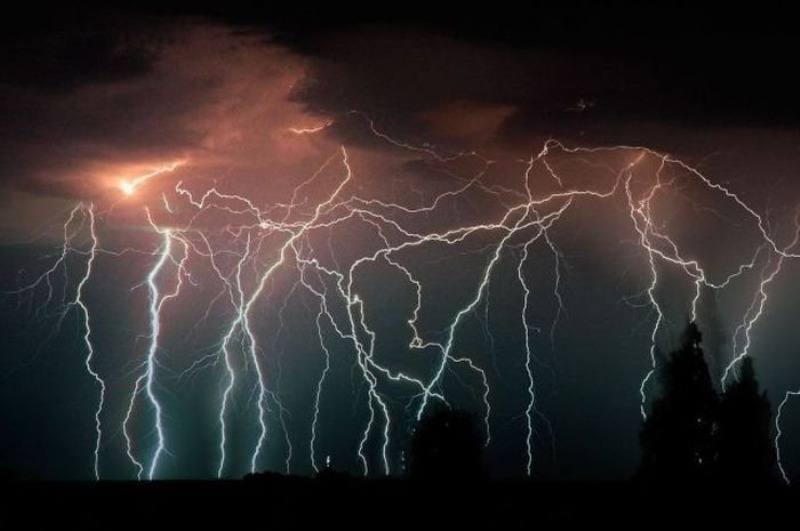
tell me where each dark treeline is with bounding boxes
[312,319,780,485]
[397,320,780,484]
[398,320,780,484]
[638,321,777,484]
[290,320,782,485]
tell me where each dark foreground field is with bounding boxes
[0,474,796,528]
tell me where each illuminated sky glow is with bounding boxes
[2,9,800,482]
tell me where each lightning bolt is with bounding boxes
[776,390,800,484]
[73,204,102,479]
[15,114,800,482]
[123,209,189,479]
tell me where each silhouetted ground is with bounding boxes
[1,474,797,528]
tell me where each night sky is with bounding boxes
[2,3,800,481]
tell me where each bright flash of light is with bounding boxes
[117,160,187,197]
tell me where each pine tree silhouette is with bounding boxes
[639,322,718,482]
[717,357,776,483]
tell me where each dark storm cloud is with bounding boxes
[289,29,624,146]
[274,18,799,161]
[0,15,323,199]
[0,8,185,93]
[0,11,170,195]
[1,5,798,199]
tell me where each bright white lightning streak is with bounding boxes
[776,390,800,484]
[12,203,106,478]
[518,236,536,476]
[123,374,147,479]
[10,204,85,317]
[125,134,800,478]
[516,214,571,475]
[752,212,800,484]
[396,143,619,432]
[624,161,665,419]
[72,204,102,479]
[309,303,332,473]
[288,120,333,135]
[392,136,782,431]
[291,263,336,474]
[309,138,640,470]
[722,211,800,386]
[350,295,391,475]
[349,110,480,163]
[123,209,188,480]
[211,146,353,477]
[246,147,352,474]
[25,114,800,480]
[143,218,172,480]
[216,232,251,478]
[544,231,566,347]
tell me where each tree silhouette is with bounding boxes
[716,357,776,483]
[639,322,718,482]
[408,408,485,480]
